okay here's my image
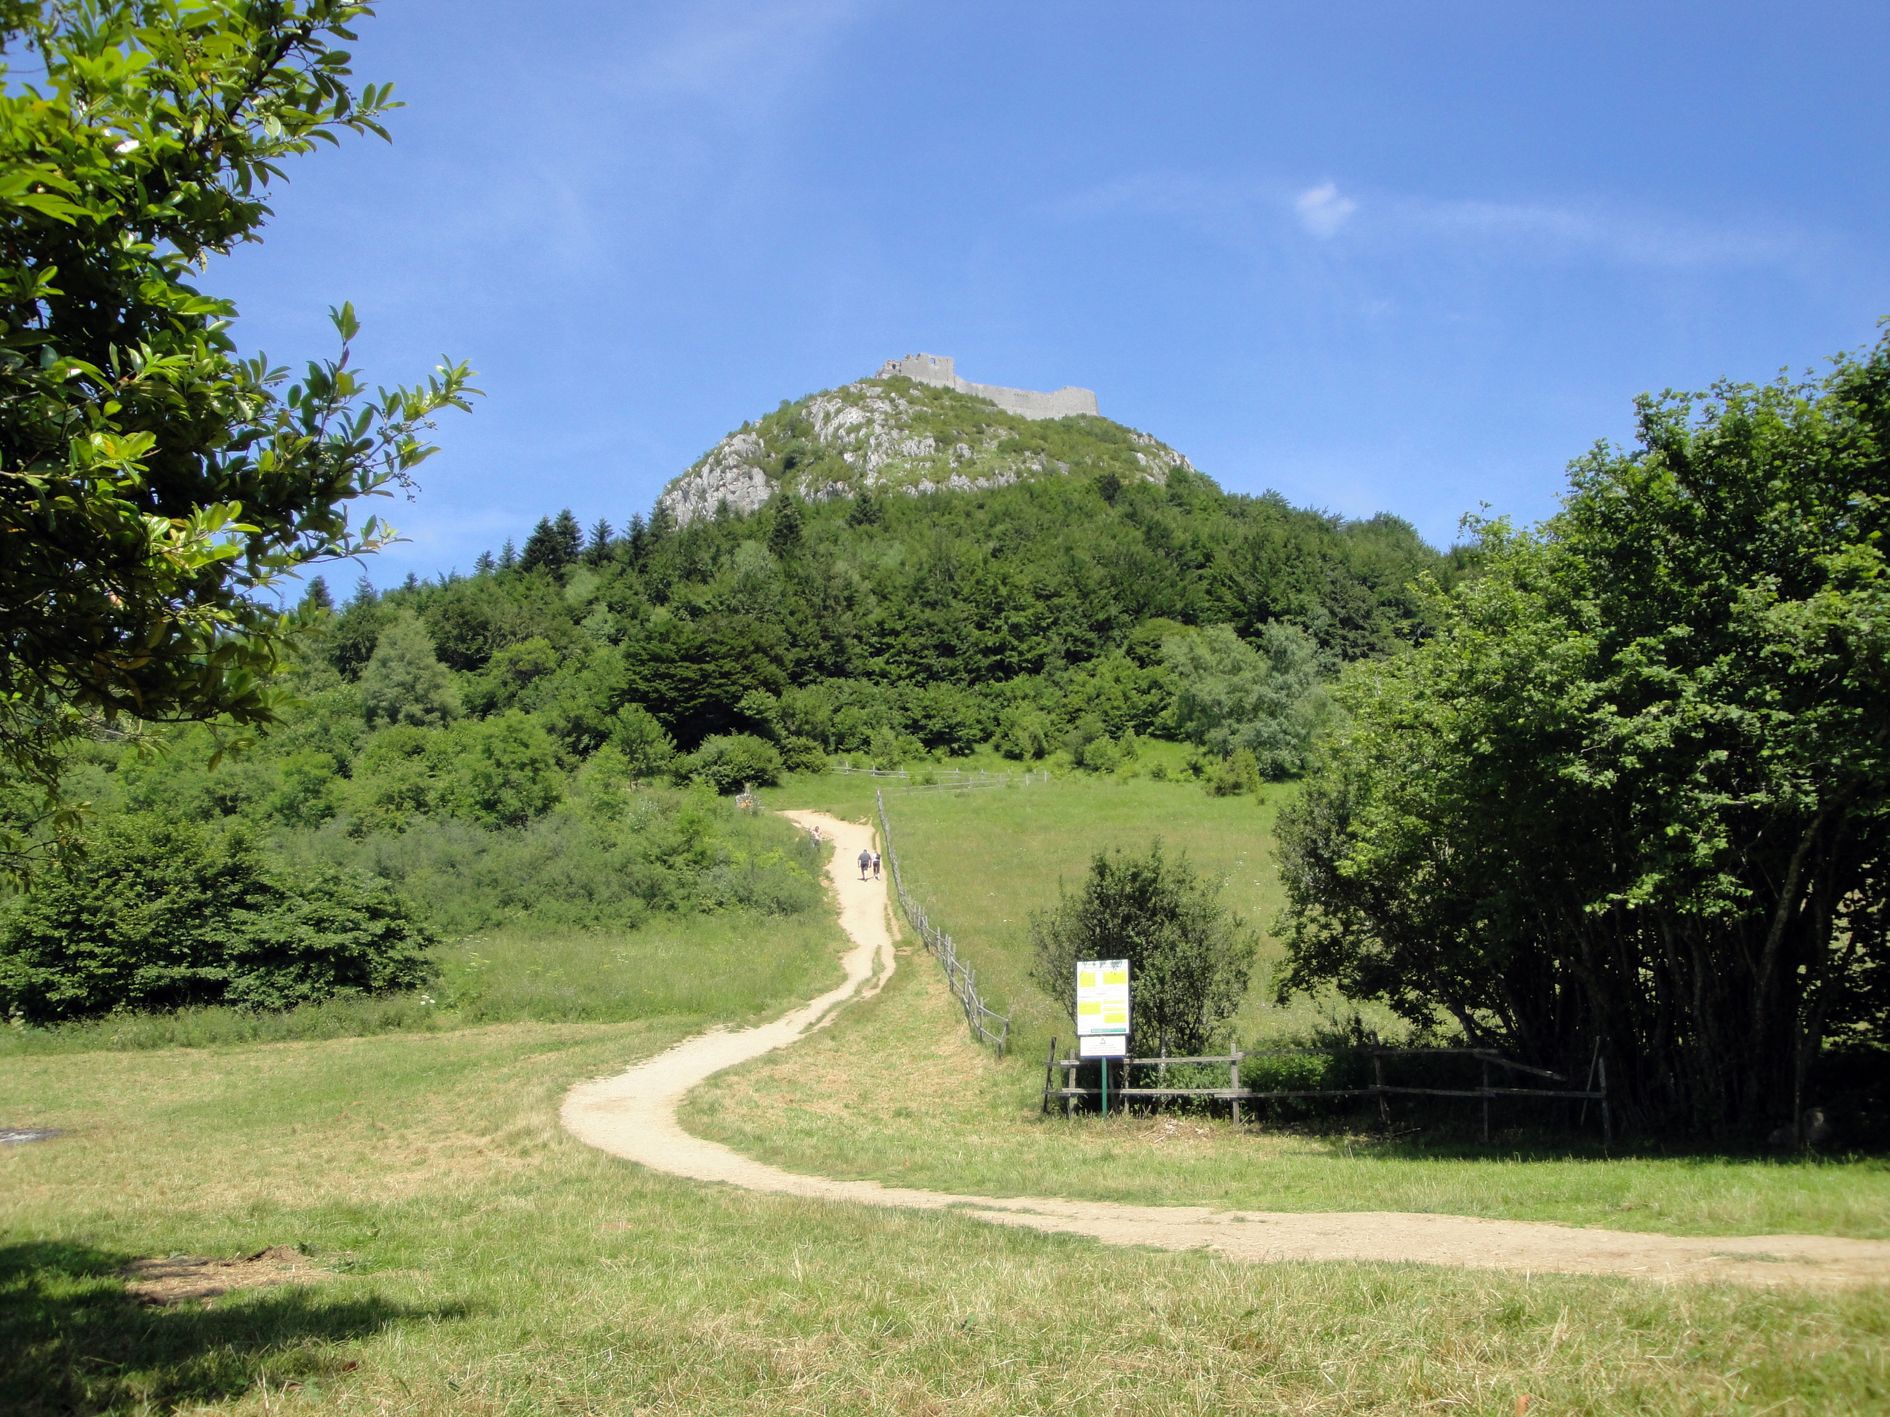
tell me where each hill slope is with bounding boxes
[658,370,1195,526]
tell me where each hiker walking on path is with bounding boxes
[871,851,881,880]
[857,848,871,880]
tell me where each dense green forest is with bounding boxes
[1,462,1449,1023]
[349,463,1454,758]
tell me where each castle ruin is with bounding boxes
[876,353,1099,420]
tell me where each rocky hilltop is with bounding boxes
[656,357,1193,526]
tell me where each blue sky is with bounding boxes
[215,0,1890,583]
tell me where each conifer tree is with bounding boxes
[299,578,335,615]
[585,518,615,565]
[520,509,584,574]
[329,580,386,681]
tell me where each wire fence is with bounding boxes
[875,788,1013,1056]
[839,764,1049,792]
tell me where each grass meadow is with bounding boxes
[3,761,1888,1413]
[9,995,1890,1415]
[762,750,1385,1065]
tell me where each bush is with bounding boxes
[1206,747,1262,797]
[1029,839,1257,1055]
[1077,734,1120,774]
[779,735,828,774]
[607,703,678,781]
[280,787,823,934]
[680,733,783,793]
[0,816,436,1023]
[996,704,1051,761]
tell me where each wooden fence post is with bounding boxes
[1042,1038,1057,1113]
[1230,1052,1242,1125]
[1599,1053,1611,1146]
[1374,1052,1391,1128]
[1579,1037,1601,1129]
[1481,1058,1491,1143]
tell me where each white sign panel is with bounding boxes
[1076,958,1130,1036]
[1079,1035,1127,1058]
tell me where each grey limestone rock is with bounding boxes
[655,355,1190,527]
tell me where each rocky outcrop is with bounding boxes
[655,358,1193,527]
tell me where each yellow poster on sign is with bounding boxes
[1075,958,1130,1036]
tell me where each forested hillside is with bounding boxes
[379,463,1454,759]
[2,456,1450,1022]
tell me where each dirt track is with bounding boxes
[562,811,1890,1288]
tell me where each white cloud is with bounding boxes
[1399,196,1803,269]
[633,0,869,121]
[1058,169,1814,275]
[1295,182,1357,238]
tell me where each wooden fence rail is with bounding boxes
[876,788,1014,1056]
[1041,1042,1611,1143]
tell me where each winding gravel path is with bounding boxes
[563,811,1890,1288]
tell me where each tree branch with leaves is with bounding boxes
[0,1,478,876]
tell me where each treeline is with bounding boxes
[311,465,1455,766]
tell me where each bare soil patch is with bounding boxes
[122,1245,325,1306]
[563,810,1890,1288]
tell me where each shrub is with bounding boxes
[280,786,823,933]
[779,735,828,774]
[682,733,783,793]
[439,711,565,827]
[608,703,678,782]
[1077,734,1121,774]
[996,704,1051,761]
[0,816,436,1023]
[1206,747,1262,797]
[1029,839,1257,1055]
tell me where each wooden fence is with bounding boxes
[839,764,1049,792]
[1043,1042,1612,1143]
[876,788,1014,1055]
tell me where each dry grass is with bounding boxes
[683,946,1890,1240]
[6,1010,1890,1415]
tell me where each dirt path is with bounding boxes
[563,811,1890,1288]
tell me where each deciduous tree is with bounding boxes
[0,0,476,874]
[1276,332,1890,1134]
[1030,840,1256,1054]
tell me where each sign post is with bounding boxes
[1075,959,1130,1115]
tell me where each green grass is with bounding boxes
[5,771,1889,1413]
[763,758,1385,1066]
[8,1009,1890,1415]
[0,908,847,1057]
[683,942,1890,1240]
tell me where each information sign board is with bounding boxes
[1075,958,1130,1036]
[1079,1035,1127,1058]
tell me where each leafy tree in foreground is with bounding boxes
[1276,332,1890,1135]
[0,1,476,875]
[1031,840,1256,1055]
